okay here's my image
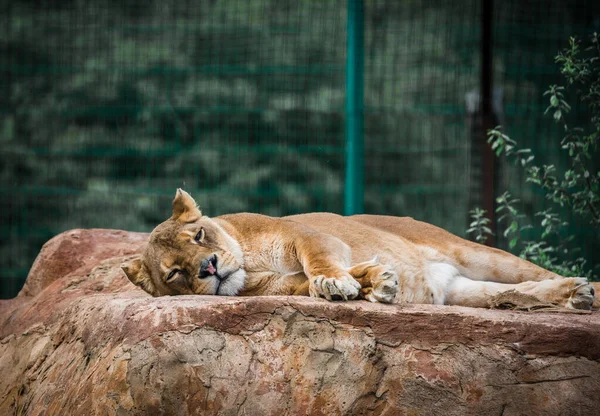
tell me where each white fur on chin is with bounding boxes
[216,269,246,296]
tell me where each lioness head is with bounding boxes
[121,189,246,297]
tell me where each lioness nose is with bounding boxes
[199,255,218,278]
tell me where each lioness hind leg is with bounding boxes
[347,257,399,304]
[446,276,595,310]
[511,277,595,310]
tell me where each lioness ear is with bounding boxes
[121,258,157,296]
[172,188,202,223]
[121,258,144,285]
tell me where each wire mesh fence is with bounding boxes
[1,0,598,298]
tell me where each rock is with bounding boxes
[18,228,148,298]
[1,229,599,415]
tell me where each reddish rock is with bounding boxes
[19,228,148,298]
[1,229,599,415]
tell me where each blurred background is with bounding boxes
[1,0,598,298]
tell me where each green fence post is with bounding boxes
[344,0,365,215]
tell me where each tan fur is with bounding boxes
[121,190,597,310]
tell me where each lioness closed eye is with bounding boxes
[122,189,598,310]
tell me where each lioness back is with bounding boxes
[283,213,425,265]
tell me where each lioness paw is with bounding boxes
[347,259,399,304]
[362,265,398,304]
[566,277,595,310]
[309,274,361,301]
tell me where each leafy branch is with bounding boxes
[468,33,600,278]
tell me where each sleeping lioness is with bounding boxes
[121,189,598,310]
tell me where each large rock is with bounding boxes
[1,229,599,415]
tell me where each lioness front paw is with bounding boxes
[309,274,361,301]
[347,258,399,304]
[361,264,398,304]
[566,277,595,310]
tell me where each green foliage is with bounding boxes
[469,33,600,278]
[466,207,492,244]
[494,191,530,250]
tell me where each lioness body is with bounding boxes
[122,190,597,310]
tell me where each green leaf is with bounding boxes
[554,109,562,121]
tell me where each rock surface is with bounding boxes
[1,229,600,415]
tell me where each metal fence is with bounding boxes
[1,0,598,298]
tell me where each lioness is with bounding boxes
[122,189,598,310]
